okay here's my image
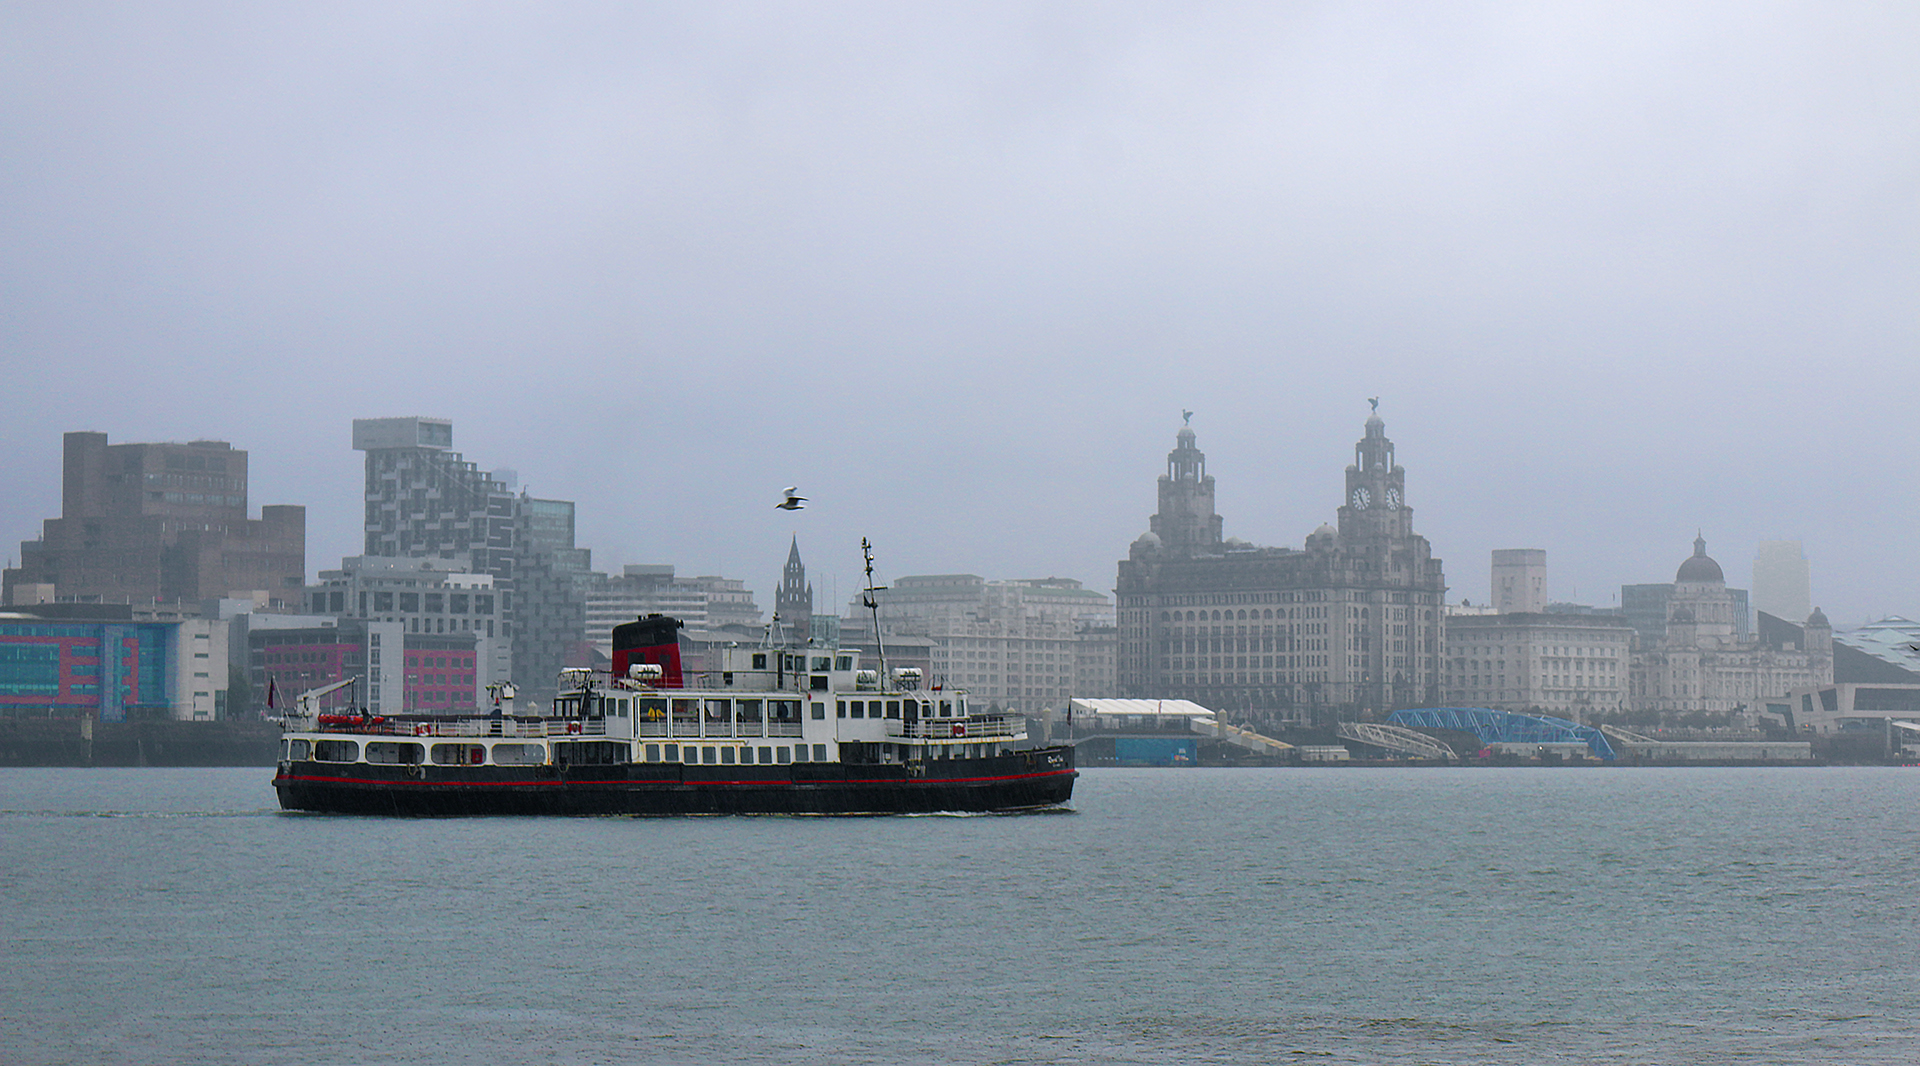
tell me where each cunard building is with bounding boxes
[1115,407,1447,724]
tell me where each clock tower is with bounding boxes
[1338,402,1412,541]
[1145,417,1224,556]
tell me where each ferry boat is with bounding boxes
[272,614,1077,816]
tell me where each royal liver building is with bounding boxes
[1115,407,1447,724]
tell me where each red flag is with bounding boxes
[267,677,278,710]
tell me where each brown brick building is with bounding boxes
[4,431,305,609]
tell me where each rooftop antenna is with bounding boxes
[860,538,887,683]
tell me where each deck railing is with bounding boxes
[309,712,810,742]
[308,717,607,739]
[895,715,1023,741]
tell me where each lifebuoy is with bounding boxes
[415,723,431,736]
[566,721,582,735]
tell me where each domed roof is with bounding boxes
[1807,606,1830,627]
[1675,534,1724,584]
[1310,522,1337,540]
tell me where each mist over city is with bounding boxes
[10,9,1920,1065]
[4,2,1914,625]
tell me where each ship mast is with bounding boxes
[860,537,887,683]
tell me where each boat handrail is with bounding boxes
[299,717,608,740]
[894,714,1025,741]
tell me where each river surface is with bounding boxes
[5,765,1920,1064]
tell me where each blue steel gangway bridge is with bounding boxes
[1377,707,1618,761]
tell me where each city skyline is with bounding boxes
[4,4,1912,624]
[0,412,1870,628]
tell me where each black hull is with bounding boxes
[274,746,1076,816]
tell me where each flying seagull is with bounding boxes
[776,487,807,511]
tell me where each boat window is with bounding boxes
[638,698,667,721]
[491,743,545,766]
[813,744,828,761]
[736,699,763,736]
[939,700,952,717]
[758,746,773,764]
[850,701,865,719]
[836,700,847,718]
[554,741,624,765]
[663,744,678,762]
[365,742,422,765]
[776,746,790,764]
[615,698,630,719]
[703,699,732,737]
[721,747,736,764]
[835,655,853,671]
[811,701,825,720]
[430,743,483,765]
[886,700,900,719]
[703,747,717,764]
[644,743,659,762]
[672,699,699,736]
[752,653,767,669]
[811,656,832,671]
[313,740,359,763]
[682,746,697,764]
[286,739,311,761]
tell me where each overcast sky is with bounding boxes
[4,2,1915,623]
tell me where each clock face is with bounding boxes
[1384,488,1402,510]
[1350,486,1371,509]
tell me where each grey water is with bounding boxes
[5,767,1920,1065]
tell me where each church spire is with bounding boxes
[776,535,814,635]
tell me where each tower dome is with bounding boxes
[1807,606,1830,628]
[1675,534,1725,584]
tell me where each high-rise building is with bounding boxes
[5,432,305,610]
[512,496,595,700]
[354,418,517,577]
[1115,407,1447,724]
[351,417,592,701]
[1752,540,1813,624]
[1492,549,1547,615]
